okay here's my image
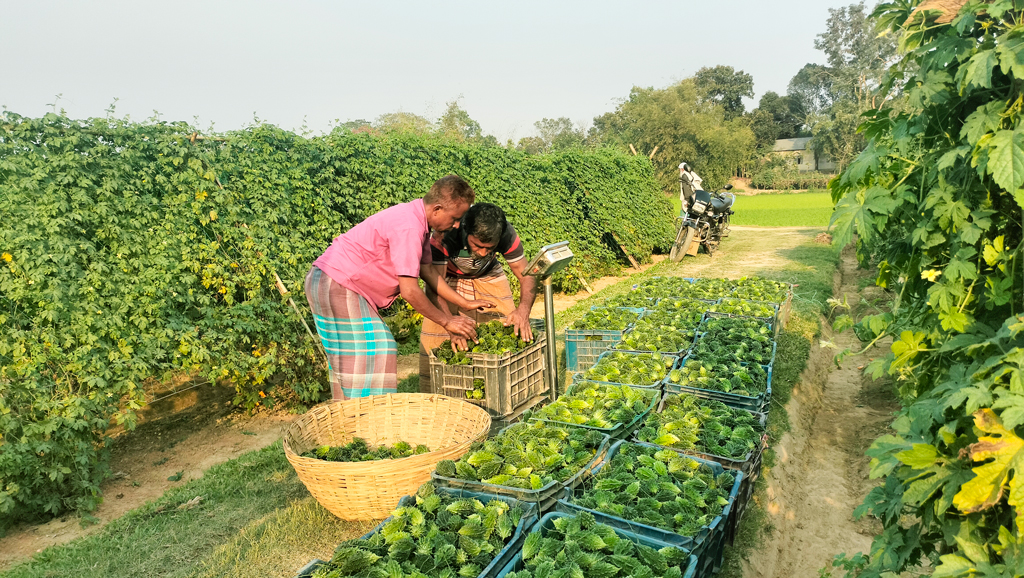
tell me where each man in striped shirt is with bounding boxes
[419,203,539,393]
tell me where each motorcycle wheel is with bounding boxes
[670,225,696,262]
[722,213,732,237]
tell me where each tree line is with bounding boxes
[336,2,897,193]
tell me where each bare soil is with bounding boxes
[744,245,899,577]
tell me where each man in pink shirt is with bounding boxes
[305,175,491,400]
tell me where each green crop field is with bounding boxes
[669,191,834,228]
[730,191,833,227]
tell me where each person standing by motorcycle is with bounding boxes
[678,162,704,214]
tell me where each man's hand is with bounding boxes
[450,335,470,352]
[503,309,533,341]
[443,315,478,342]
[464,299,496,312]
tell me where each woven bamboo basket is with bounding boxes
[283,393,491,520]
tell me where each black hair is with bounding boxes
[463,203,505,245]
[424,174,475,206]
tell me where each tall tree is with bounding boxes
[756,91,806,139]
[786,2,900,170]
[749,108,780,151]
[335,119,372,133]
[373,111,433,134]
[787,63,840,116]
[436,100,483,142]
[693,65,755,120]
[591,79,754,191]
[517,117,586,154]
[813,1,898,108]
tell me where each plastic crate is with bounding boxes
[689,330,777,368]
[431,426,611,513]
[352,487,540,578]
[293,559,326,578]
[728,280,794,305]
[644,394,768,545]
[705,298,780,327]
[565,307,645,372]
[555,440,742,578]
[574,350,678,390]
[699,310,774,335]
[528,381,660,440]
[495,512,699,578]
[429,330,548,419]
[664,356,773,413]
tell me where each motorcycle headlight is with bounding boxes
[691,200,708,215]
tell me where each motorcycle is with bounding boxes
[669,184,736,261]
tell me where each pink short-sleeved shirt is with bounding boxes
[313,198,431,310]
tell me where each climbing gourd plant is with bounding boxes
[830,1,1024,575]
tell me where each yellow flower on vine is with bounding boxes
[2,252,11,263]
[921,269,942,282]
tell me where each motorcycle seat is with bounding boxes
[711,194,735,212]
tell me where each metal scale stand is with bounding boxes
[523,242,575,402]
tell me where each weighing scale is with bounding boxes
[523,242,574,401]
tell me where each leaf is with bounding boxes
[938,146,971,171]
[953,409,1024,533]
[985,129,1024,201]
[833,314,855,334]
[962,100,1002,148]
[896,444,939,469]
[932,554,977,578]
[830,186,898,247]
[890,331,930,369]
[997,33,1024,79]
[957,48,997,91]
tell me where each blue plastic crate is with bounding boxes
[554,440,742,578]
[432,424,612,513]
[698,311,774,335]
[495,512,699,578]
[346,487,540,578]
[528,381,660,440]
[565,307,645,372]
[293,558,326,578]
[574,350,678,390]
[663,356,773,413]
[688,328,776,367]
[705,298,780,327]
[612,310,700,357]
[640,393,768,545]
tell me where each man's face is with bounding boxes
[466,234,498,259]
[427,199,470,233]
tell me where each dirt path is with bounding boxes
[746,246,898,577]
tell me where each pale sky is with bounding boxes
[3,0,858,142]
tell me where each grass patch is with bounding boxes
[0,442,371,578]
[396,374,419,393]
[194,498,377,578]
[731,191,833,228]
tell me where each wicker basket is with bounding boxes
[283,393,491,520]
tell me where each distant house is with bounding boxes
[772,137,837,173]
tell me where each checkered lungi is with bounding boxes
[305,266,397,400]
[418,275,517,393]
